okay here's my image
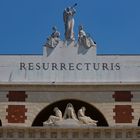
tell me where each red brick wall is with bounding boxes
[7,91,27,102]
[6,105,27,123]
[113,105,134,123]
[113,91,133,101]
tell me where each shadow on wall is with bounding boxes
[138,119,140,126]
[0,120,2,126]
[32,99,108,127]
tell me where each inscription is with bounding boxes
[20,62,120,71]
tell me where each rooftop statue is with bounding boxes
[44,4,97,51]
[78,25,96,48]
[63,3,77,41]
[44,26,60,48]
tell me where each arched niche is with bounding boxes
[32,99,108,126]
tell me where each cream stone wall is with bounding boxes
[0,47,140,83]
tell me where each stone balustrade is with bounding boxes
[0,127,140,139]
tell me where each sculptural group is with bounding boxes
[43,103,98,126]
[44,4,96,49]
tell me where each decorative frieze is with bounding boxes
[93,130,101,138]
[39,129,48,138]
[115,130,122,138]
[126,130,133,138]
[17,129,25,138]
[104,129,111,138]
[50,132,57,138]
[0,127,139,139]
[72,131,79,138]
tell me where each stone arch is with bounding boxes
[32,99,108,126]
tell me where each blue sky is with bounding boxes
[0,0,140,54]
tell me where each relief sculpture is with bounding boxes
[43,103,98,127]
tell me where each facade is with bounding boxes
[0,5,140,140]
